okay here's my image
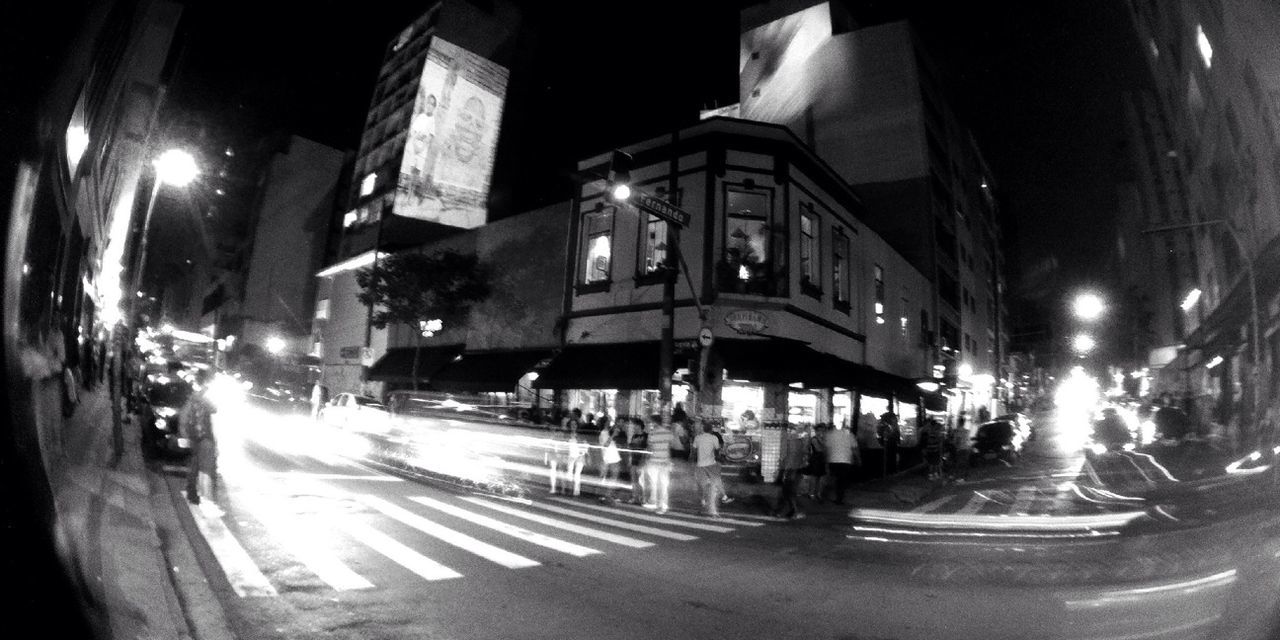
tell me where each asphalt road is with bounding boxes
[169,400,1280,640]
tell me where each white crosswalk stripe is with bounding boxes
[236,493,374,591]
[356,494,540,569]
[1010,487,1037,514]
[461,496,655,548]
[515,500,699,541]
[955,493,988,514]
[187,502,279,597]
[332,517,463,582]
[409,496,601,557]
[548,498,735,533]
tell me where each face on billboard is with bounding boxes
[453,96,486,164]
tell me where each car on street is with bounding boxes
[970,419,1026,464]
[995,412,1033,441]
[140,374,193,459]
[320,392,389,432]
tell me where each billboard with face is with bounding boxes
[395,37,509,229]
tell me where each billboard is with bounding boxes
[395,37,509,229]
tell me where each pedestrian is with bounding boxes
[546,421,567,494]
[181,370,218,505]
[922,418,946,479]
[627,418,649,505]
[977,405,991,424]
[644,414,673,514]
[823,421,859,504]
[877,412,901,475]
[593,414,612,472]
[692,420,724,517]
[598,423,624,502]
[856,410,882,480]
[773,424,808,519]
[710,424,734,505]
[950,416,971,483]
[566,424,589,496]
[801,425,827,500]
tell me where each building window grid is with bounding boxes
[581,209,614,285]
[800,205,820,290]
[832,226,850,306]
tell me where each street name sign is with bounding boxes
[634,193,691,228]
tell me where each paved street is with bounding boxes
[150,401,1280,640]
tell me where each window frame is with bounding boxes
[799,203,821,298]
[577,204,616,292]
[831,225,851,312]
[720,182,783,296]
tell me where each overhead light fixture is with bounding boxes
[1206,355,1224,369]
[1180,288,1202,311]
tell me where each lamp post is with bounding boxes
[130,149,198,329]
[1142,218,1261,446]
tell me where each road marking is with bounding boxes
[261,472,403,482]
[1010,487,1037,514]
[548,498,736,532]
[955,493,987,515]
[235,494,374,591]
[409,496,600,558]
[914,494,956,513]
[332,518,462,582]
[357,495,539,569]
[461,497,654,548]
[187,501,278,597]
[603,502,764,527]
[516,500,699,541]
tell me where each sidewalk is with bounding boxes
[49,383,234,640]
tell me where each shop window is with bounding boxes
[720,186,784,296]
[873,264,885,324]
[581,208,613,287]
[799,204,820,296]
[832,226,850,310]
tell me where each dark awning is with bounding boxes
[427,349,556,392]
[532,342,660,390]
[366,344,465,383]
[716,337,839,385]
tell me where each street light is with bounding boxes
[130,149,198,328]
[1072,292,1105,321]
[1072,333,1096,355]
[1180,287,1202,312]
[266,336,286,356]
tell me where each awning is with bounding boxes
[366,344,465,383]
[427,349,555,392]
[532,342,660,390]
[717,337,839,385]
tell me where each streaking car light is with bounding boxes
[1090,443,1108,455]
[154,407,178,417]
[1121,442,1135,451]
[1062,569,1236,610]
[848,508,1147,531]
[1225,450,1272,475]
[848,524,1118,540]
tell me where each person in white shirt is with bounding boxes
[823,422,859,505]
[691,421,724,517]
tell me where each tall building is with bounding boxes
[733,1,1009,413]
[1122,0,1280,438]
[336,0,521,260]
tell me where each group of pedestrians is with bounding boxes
[771,422,863,520]
[545,410,733,518]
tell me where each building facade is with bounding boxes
[1123,0,1280,442]
[733,1,1009,415]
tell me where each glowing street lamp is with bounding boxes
[130,149,199,327]
[266,336,286,356]
[1072,333,1096,354]
[1072,293,1105,321]
[1180,287,1202,311]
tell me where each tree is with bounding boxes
[355,250,490,390]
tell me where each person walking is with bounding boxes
[644,415,673,514]
[182,370,219,505]
[692,420,724,517]
[598,423,624,502]
[922,418,946,480]
[801,425,827,501]
[877,412,901,475]
[824,421,859,505]
[949,416,971,483]
[546,421,568,494]
[627,418,649,505]
[566,425,588,496]
[772,424,809,520]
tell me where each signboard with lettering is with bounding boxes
[724,310,769,335]
[634,193,691,228]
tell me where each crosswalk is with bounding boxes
[907,482,1118,517]
[186,485,764,597]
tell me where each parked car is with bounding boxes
[971,419,1025,464]
[996,412,1033,441]
[320,393,389,432]
[141,375,193,459]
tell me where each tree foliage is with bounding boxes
[355,250,491,331]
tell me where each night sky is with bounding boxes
[161,0,1148,310]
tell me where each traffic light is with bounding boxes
[608,150,633,200]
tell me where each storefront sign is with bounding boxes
[724,310,769,335]
[722,435,753,464]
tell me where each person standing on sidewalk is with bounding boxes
[598,422,624,502]
[921,418,946,480]
[772,424,809,520]
[949,415,971,483]
[801,425,827,501]
[877,412,901,475]
[566,425,588,496]
[692,420,724,517]
[824,421,859,505]
[181,370,218,505]
[644,415,673,514]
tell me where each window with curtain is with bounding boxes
[581,209,613,284]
